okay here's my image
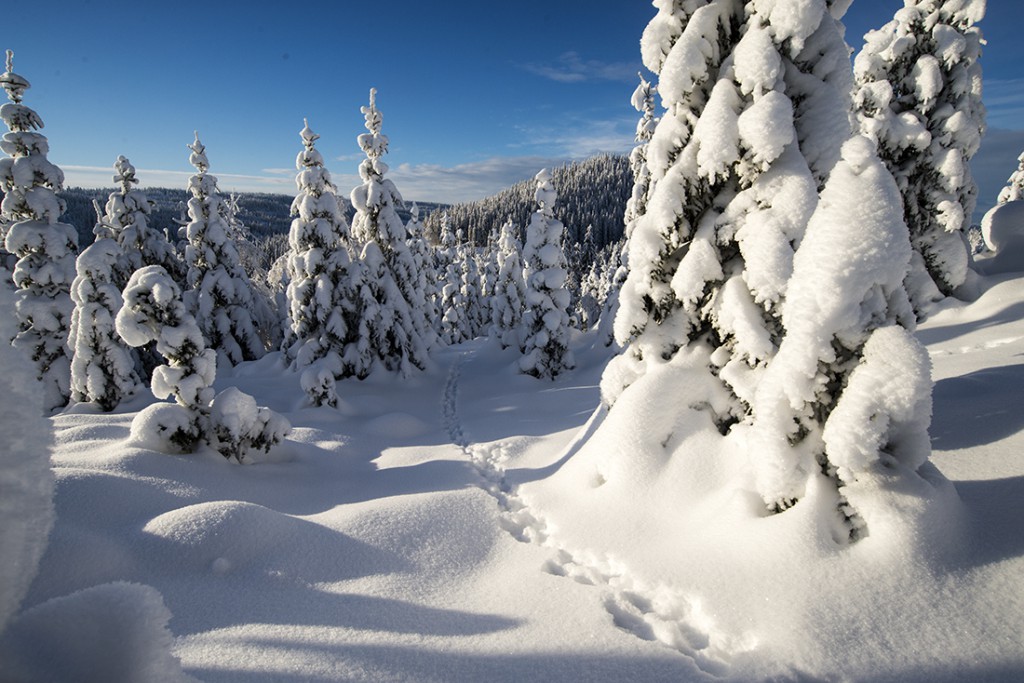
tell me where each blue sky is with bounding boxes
[6,0,1022,216]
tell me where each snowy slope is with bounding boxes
[2,273,1024,681]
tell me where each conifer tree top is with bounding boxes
[0,50,30,104]
[114,155,139,191]
[358,88,388,162]
[188,131,209,174]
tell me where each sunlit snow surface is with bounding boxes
[3,271,1024,681]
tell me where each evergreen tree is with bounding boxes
[224,192,281,349]
[181,133,265,365]
[751,136,926,537]
[520,169,573,379]
[489,217,526,349]
[349,89,430,371]
[997,151,1024,205]
[117,265,289,461]
[69,238,143,410]
[100,155,184,288]
[283,120,369,401]
[405,203,441,337]
[436,216,472,345]
[853,0,986,312]
[609,0,853,424]
[0,50,78,412]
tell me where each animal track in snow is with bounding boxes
[442,352,740,675]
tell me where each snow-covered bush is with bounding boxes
[209,387,290,462]
[489,217,526,349]
[68,238,143,410]
[0,50,78,412]
[349,89,430,370]
[854,0,986,311]
[181,133,265,365]
[519,169,573,379]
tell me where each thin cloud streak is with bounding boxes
[521,51,640,84]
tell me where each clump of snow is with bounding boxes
[0,581,195,682]
[0,281,53,634]
[977,200,1024,274]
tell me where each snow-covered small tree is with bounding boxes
[181,133,265,365]
[997,151,1024,205]
[117,265,216,451]
[349,89,430,371]
[853,0,986,311]
[69,239,143,410]
[405,203,441,338]
[519,169,573,379]
[283,120,370,401]
[117,265,288,461]
[223,193,281,349]
[436,216,471,345]
[0,50,78,412]
[489,217,525,348]
[99,155,184,288]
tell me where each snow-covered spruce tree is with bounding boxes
[117,265,289,461]
[181,133,265,365]
[350,88,433,363]
[283,120,370,402]
[853,0,985,311]
[489,217,526,349]
[68,238,143,410]
[436,212,471,345]
[405,203,441,336]
[751,136,928,536]
[99,155,184,288]
[223,192,281,350]
[520,168,573,379]
[608,0,853,424]
[117,265,216,451]
[476,248,498,336]
[997,151,1024,205]
[0,50,78,412]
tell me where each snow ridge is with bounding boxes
[442,352,735,675]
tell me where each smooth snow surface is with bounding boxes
[3,273,1024,681]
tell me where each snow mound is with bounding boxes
[0,581,196,683]
[362,411,432,438]
[978,200,1024,274]
[141,500,389,580]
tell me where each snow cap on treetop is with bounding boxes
[0,50,30,104]
[300,118,318,145]
[188,131,208,173]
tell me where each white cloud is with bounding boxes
[521,51,639,84]
[513,115,636,159]
[390,156,570,204]
[61,164,296,194]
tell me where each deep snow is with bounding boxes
[2,269,1024,681]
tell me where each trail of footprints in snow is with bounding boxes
[442,354,734,677]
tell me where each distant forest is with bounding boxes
[53,153,630,251]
